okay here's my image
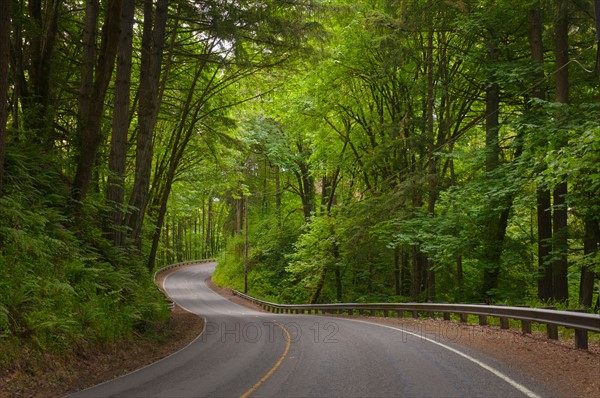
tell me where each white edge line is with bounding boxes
[66,267,208,397]
[347,318,542,398]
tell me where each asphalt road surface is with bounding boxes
[68,262,551,397]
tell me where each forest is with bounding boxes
[0,0,599,369]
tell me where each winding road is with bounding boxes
[69,262,552,397]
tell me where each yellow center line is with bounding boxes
[240,321,291,398]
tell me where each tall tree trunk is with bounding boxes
[126,0,168,246]
[206,197,212,258]
[311,266,327,304]
[529,4,553,301]
[23,0,59,150]
[401,247,410,297]
[552,0,569,303]
[147,61,205,271]
[595,0,600,97]
[457,255,464,301]
[425,22,437,302]
[176,221,183,262]
[164,219,171,264]
[73,0,122,204]
[411,248,426,301]
[296,160,315,221]
[0,0,10,195]
[77,0,98,149]
[275,165,281,223]
[394,247,401,296]
[106,0,135,246]
[580,219,599,307]
[236,197,243,235]
[481,29,504,301]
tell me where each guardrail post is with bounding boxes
[478,315,487,326]
[568,309,589,349]
[397,310,404,318]
[383,310,389,317]
[443,312,450,321]
[348,309,353,316]
[370,309,376,316]
[575,329,588,349]
[541,306,558,339]
[521,320,532,334]
[459,313,467,323]
[412,310,418,319]
[499,318,509,329]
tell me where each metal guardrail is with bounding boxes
[233,290,600,350]
[154,259,217,309]
[154,258,217,280]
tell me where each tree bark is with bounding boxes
[425,23,437,302]
[22,0,59,150]
[0,0,10,195]
[580,219,599,307]
[73,0,122,204]
[126,0,168,245]
[206,197,212,258]
[594,0,600,86]
[529,4,553,301]
[552,0,569,303]
[394,247,401,296]
[275,165,281,222]
[481,29,505,301]
[457,255,464,301]
[176,221,183,262]
[106,0,135,246]
[401,247,410,297]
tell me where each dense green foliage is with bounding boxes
[214,0,600,310]
[0,151,169,365]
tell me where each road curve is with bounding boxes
[68,262,551,397]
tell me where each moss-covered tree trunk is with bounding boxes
[0,0,10,195]
[552,0,570,303]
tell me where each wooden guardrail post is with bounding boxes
[569,309,589,349]
[521,320,532,334]
[541,306,558,339]
[575,329,589,349]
